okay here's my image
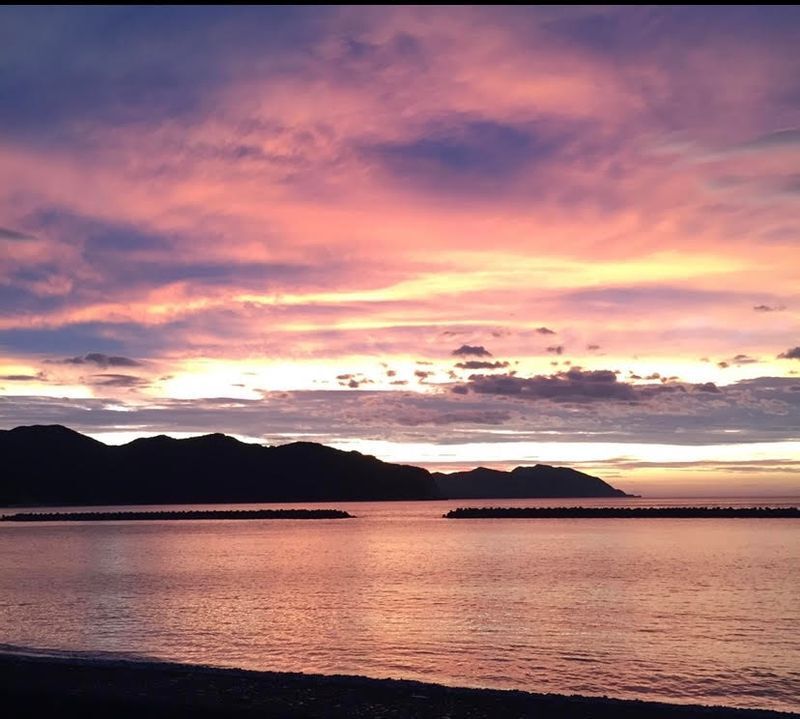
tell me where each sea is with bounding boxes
[0,496,798,713]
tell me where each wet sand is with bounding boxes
[0,652,796,718]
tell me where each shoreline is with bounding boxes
[0,651,796,718]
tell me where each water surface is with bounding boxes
[1,497,798,712]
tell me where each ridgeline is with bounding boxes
[0,425,632,507]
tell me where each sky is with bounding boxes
[1,6,799,496]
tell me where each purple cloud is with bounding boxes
[452,344,492,357]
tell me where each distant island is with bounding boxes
[0,425,633,507]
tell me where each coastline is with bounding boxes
[0,650,796,718]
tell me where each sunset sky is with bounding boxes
[1,6,799,495]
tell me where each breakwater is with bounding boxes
[1,509,354,522]
[444,507,800,519]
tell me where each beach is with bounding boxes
[1,652,796,719]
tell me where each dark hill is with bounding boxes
[0,425,632,506]
[432,464,628,498]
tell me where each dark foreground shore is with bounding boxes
[0,652,796,719]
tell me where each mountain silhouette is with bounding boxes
[433,465,629,499]
[0,425,631,506]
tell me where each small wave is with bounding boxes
[0,643,166,666]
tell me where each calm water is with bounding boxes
[0,497,799,713]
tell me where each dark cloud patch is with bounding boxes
[366,119,575,193]
[48,352,142,368]
[0,6,331,143]
[395,409,512,426]
[694,382,722,393]
[543,9,640,57]
[587,344,601,351]
[546,345,564,355]
[0,317,201,357]
[89,373,149,387]
[451,385,469,395]
[740,128,800,151]
[414,370,432,381]
[0,284,70,315]
[390,380,408,386]
[434,410,510,425]
[535,327,556,335]
[0,226,36,241]
[779,174,800,195]
[334,31,426,78]
[718,354,758,368]
[732,354,758,365]
[336,373,374,389]
[28,208,174,253]
[562,285,749,311]
[452,344,492,357]
[14,208,325,303]
[629,372,661,381]
[455,360,510,370]
[10,262,67,287]
[0,324,129,355]
[386,369,396,377]
[544,6,800,61]
[335,373,359,389]
[778,347,800,359]
[754,304,786,312]
[638,382,686,397]
[463,368,637,403]
[0,371,46,381]
[121,259,309,288]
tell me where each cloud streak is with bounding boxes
[48,353,142,368]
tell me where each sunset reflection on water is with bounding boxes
[0,499,798,713]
